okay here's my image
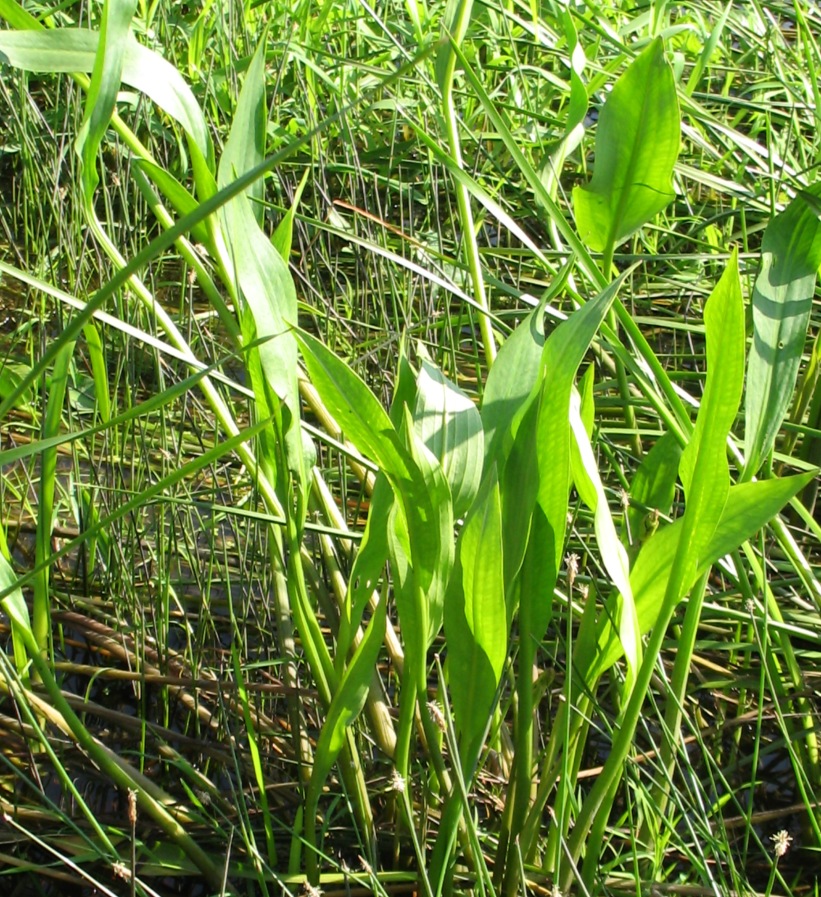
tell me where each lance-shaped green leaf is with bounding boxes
[481,295,547,470]
[414,357,483,520]
[445,465,506,775]
[587,469,817,681]
[218,40,305,487]
[573,37,679,253]
[337,474,393,666]
[533,278,623,595]
[404,410,454,642]
[678,251,745,571]
[744,185,821,477]
[569,255,751,877]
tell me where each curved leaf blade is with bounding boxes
[0,29,214,170]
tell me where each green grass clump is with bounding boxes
[0,0,819,895]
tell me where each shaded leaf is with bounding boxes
[744,185,821,476]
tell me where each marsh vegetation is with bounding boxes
[0,1,819,895]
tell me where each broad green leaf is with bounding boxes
[678,251,745,571]
[339,473,393,666]
[500,396,540,598]
[445,465,506,775]
[218,40,304,487]
[744,185,821,477]
[573,38,679,253]
[589,470,817,679]
[295,330,441,595]
[535,278,624,584]
[501,279,622,643]
[295,330,416,483]
[481,296,546,469]
[218,37,266,219]
[414,358,483,520]
[386,497,423,662]
[404,411,454,643]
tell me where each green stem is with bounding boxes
[32,341,74,664]
[643,569,711,835]
[438,0,497,370]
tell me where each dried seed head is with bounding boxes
[566,553,580,590]
[127,789,138,827]
[302,882,323,897]
[390,769,406,793]
[427,701,446,732]
[112,861,131,881]
[771,830,793,858]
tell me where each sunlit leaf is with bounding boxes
[445,464,505,775]
[589,470,817,679]
[573,38,679,253]
[678,251,745,571]
[482,296,546,469]
[415,358,483,519]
